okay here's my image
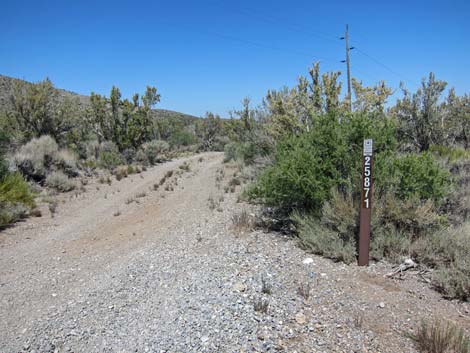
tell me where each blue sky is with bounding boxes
[1,0,469,117]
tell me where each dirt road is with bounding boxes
[1,152,469,352]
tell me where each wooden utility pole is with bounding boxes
[345,24,352,111]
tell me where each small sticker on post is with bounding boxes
[363,139,373,156]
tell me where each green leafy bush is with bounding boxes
[99,151,123,170]
[169,130,197,148]
[0,173,35,227]
[248,120,348,211]
[430,145,470,162]
[248,113,398,211]
[378,152,452,202]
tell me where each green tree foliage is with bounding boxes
[196,112,223,151]
[352,78,392,115]
[377,152,451,202]
[263,62,345,139]
[443,89,470,149]
[9,78,79,145]
[393,73,447,151]
[249,113,398,211]
[86,86,161,151]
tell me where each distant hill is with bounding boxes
[0,74,200,124]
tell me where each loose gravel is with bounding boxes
[1,152,469,353]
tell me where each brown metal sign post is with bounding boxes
[358,139,373,266]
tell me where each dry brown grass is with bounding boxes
[410,319,470,353]
[231,209,255,234]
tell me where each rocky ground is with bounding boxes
[1,152,469,353]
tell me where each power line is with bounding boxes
[203,30,336,61]
[209,0,342,46]
[157,18,336,62]
[352,45,419,88]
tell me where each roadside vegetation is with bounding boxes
[223,63,469,301]
[0,77,232,228]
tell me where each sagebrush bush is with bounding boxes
[223,142,237,163]
[442,157,470,225]
[412,222,470,300]
[293,211,357,264]
[140,140,169,165]
[376,194,443,238]
[293,190,360,264]
[370,227,411,263]
[14,135,78,181]
[45,171,76,192]
[14,135,59,181]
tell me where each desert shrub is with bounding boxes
[140,140,170,165]
[84,140,100,160]
[212,135,231,152]
[294,186,443,265]
[411,318,470,353]
[99,151,123,170]
[0,173,35,227]
[441,157,470,225]
[248,123,348,211]
[370,227,411,262]
[135,149,148,165]
[169,130,197,148]
[0,173,35,207]
[14,135,59,181]
[54,149,79,177]
[430,145,470,162]
[224,142,237,163]
[0,155,7,180]
[231,209,255,233]
[236,142,258,165]
[0,202,29,227]
[294,211,357,264]
[0,130,9,179]
[45,171,75,192]
[14,135,78,181]
[114,166,128,180]
[122,147,136,164]
[375,195,443,238]
[377,152,452,203]
[294,190,358,264]
[224,140,270,165]
[412,222,470,300]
